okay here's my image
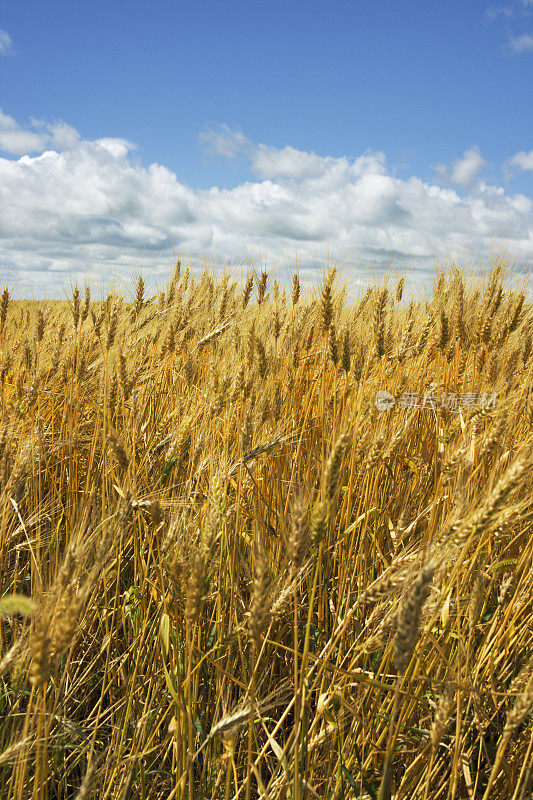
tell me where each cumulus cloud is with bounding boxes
[1,113,532,296]
[507,149,533,171]
[0,110,84,155]
[432,147,487,187]
[0,116,45,156]
[450,148,487,185]
[0,30,12,56]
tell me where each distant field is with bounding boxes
[0,259,531,800]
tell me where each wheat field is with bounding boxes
[0,258,531,800]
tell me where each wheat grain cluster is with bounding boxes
[0,258,531,799]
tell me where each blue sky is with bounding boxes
[0,0,532,296]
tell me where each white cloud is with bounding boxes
[0,30,12,56]
[198,123,250,160]
[251,144,344,181]
[0,110,84,155]
[0,115,532,296]
[0,128,46,155]
[507,149,533,171]
[432,147,487,187]
[485,5,514,21]
[93,138,133,158]
[450,147,487,186]
[508,32,533,50]
[46,120,82,150]
[484,2,533,54]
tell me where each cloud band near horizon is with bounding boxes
[0,111,532,297]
